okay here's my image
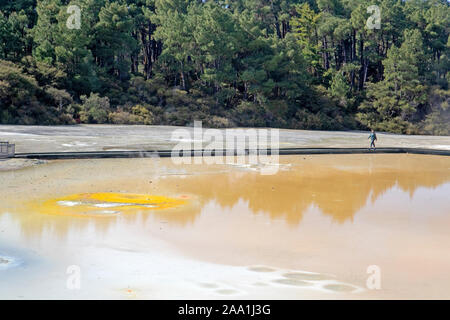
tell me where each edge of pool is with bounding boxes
[12,147,450,160]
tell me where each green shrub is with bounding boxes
[205,116,234,128]
[421,88,450,135]
[232,101,270,127]
[79,93,110,123]
[109,105,155,125]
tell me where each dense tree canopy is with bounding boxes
[0,0,449,134]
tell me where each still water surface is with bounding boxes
[0,154,449,299]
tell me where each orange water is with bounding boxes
[0,154,449,299]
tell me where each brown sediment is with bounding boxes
[283,272,330,281]
[323,284,357,293]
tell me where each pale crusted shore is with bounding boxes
[0,125,449,153]
[0,159,47,172]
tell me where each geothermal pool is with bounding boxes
[0,154,449,299]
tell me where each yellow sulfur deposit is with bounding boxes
[35,192,186,217]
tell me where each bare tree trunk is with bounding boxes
[140,22,161,80]
[322,37,329,70]
[180,61,186,91]
[359,38,365,90]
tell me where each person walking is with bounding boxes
[368,129,377,151]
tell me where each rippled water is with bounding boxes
[0,154,449,299]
